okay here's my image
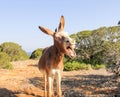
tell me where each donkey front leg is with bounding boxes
[56,71,62,97]
[48,75,54,97]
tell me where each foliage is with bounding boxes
[118,21,120,26]
[70,26,120,74]
[64,60,105,71]
[0,42,29,61]
[30,48,43,59]
[0,52,13,69]
[71,26,120,65]
[92,64,106,70]
[106,62,120,77]
[64,61,91,71]
[102,41,120,65]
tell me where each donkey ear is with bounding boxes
[39,26,54,36]
[58,15,65,32]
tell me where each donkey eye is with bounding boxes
[66,40,69,42]
[65,39,70,43]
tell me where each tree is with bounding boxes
[118,20,120,26]
[0,52,13,69]
[0,42,29,61]
[30,48,43,59]
[71,26,120,66]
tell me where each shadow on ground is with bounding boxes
[29,74,120,96]
[62,74,120,96]
[0,88,17,97]
[29,77,44,90]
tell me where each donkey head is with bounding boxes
[39,16,76,58]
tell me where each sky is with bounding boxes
[0,0,120,52]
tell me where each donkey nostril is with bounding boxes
[66,46,71,50]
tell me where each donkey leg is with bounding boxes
[44,74,47,97]
[48,75,54,97]
[56,72,62,97]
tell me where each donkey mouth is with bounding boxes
[66,46,76,58]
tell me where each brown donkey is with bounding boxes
[38,16,76,97]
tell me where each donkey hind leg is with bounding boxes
[44,74,47,97]
[56,72,62,97]
[48,75,54,97]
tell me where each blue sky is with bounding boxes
[0,0,120,52]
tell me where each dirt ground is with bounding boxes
[0,60,120,97]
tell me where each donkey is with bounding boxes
[38,16,76,97]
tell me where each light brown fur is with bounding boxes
[38,16,76,97]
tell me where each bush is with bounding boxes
[64,60,106,71]
[30,48,43,59]
[92,64,106,69]
[0,52,13,69]
[106,63,120,77]
[64,61,91,71]
[0,42,29,61]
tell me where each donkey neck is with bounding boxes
[52,44,64,58]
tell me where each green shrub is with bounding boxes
[0,52,13,69]
[0,42,29,61]
[64,60,106,71]
[64,61,91,71]
[30,48,43,59]
[92,64,106,69]
[64,61,79,71]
